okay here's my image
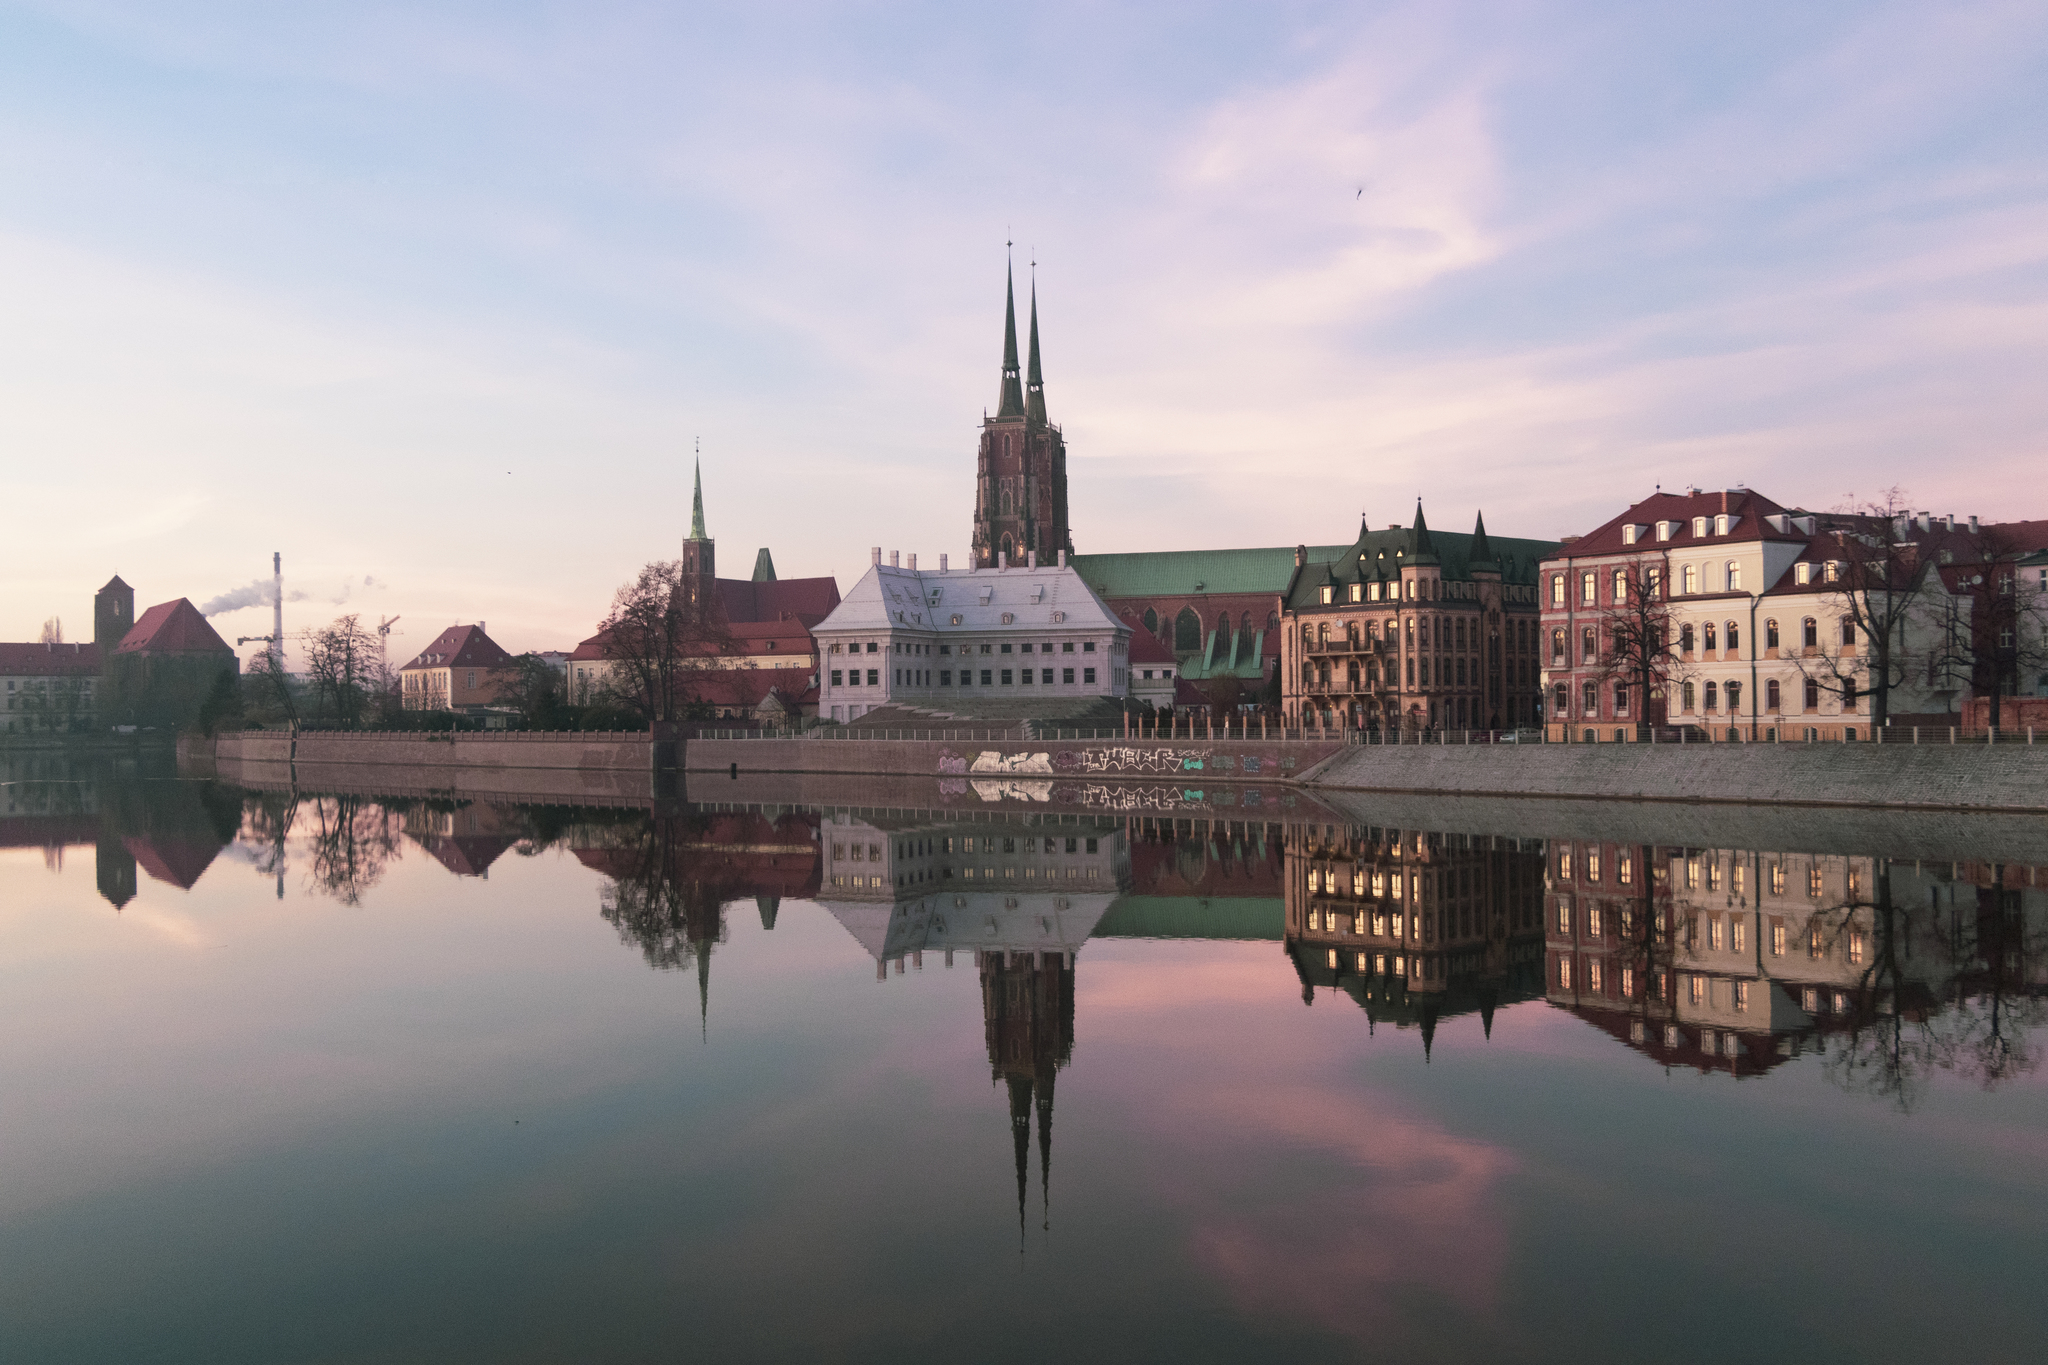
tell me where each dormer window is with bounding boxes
[1656,521,1674,541]
[1320,585,1334,604]
[1795,563,1812,586]
[1692,517,1708,537]
[1715,514,1733,536]
[1348,583,1363,602]
[1824,561,1840,583]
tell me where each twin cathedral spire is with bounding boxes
[973,261,1071,568]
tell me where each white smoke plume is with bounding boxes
[200,580,278,616]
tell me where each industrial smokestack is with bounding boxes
[272,552,283,669]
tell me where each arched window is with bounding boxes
[1682,681,1696,711]
[1802,618,1818,648]
[1581,571,1597,604]
[1766,679,1781,711]
[1726,621,1740,652]
[1216,610,1233,644]
[1680,624,1694,653]
[1683,565,1698,595]
[1242,611,1254,639]
[1703,622,1717,652]
[1613,568,1628,601]
[1550,628,1565,663]
[1765,619,1779,649]
[1266,612,1278,631]
[1000,532,1014,562]
[1551,574,1565,605]
[1000,484,1013,514]
[1840,618,1856,645]
[1726,680,1742,712]
[1142,607,1158,634]
[1174,607,1202,652]
[1727,560,1741,592]
[1705,681,1719,711]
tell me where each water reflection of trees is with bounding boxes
[302,795,405,905]
[1545,838,2046,1110]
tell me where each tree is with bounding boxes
[195,667,244,735]
[492,653,569,728]
[1921,542,2048,734]
[1794,490,1932,729]
[244,648,300,728]
[592,561,734,724]
[300,614,381,728]
[1589,558,1687,733]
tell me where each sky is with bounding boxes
[2,0,2044,662]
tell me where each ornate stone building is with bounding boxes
[1279,504,1554,732]
[971,265,1071,570]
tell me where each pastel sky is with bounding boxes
[3,1,2044,661]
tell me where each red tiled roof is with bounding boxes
[689,666,817,708]
[0,641,101,676]
[1554,489,1799,559]
[1124,622,1177,664]
[124,833,225,890]
[116,600,233,655]
[718,576,840,625]
[401,624,514,672]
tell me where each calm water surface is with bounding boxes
[1,767,2043,1363]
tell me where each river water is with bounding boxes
[1,766,2043,1362]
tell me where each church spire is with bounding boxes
[1025,274,1047,424]
[997,259,1026,418]
[689,457,708,541]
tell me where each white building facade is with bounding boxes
[814,551,1131,723]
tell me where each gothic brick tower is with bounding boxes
[681,459,715,608]
[95,574,134,650]
[971,264,1071,568]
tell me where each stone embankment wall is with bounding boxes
[1304,742,2048,814]
[204,731,658,806]
[685,735,1350,784]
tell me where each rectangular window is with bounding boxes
[1083,667,1096,684]
[1588,906,1603,937]
[1001,644,1013,654]
[1771,922,1786,956]
[1020,668,1033,684]
[1581,571,1596,604]
[1557,904,1571,935]
[1062,668,1075,684]
[830,670,843,686]
[1689,975,1705,1005]
[939,670,951,685]
[1041,669,1054,683]
[1731,919,1745,952]
[1001,669,1013,684]
[866,669,879,686]
[1734,981,1750,1011]
[981,669,993,685]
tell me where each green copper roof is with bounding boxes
[1282,509,1559,611]
[1024,280,1047,424]
[1092,895,1283,941]
[1072,545,1352,599]
[689,459,708,540]
[751,547,777,582]
[997,264,1025,418]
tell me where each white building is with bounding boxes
[814,550,1131,723]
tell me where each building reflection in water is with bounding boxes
[1283,821,1549,1056]
[1544,840,2048,1104]
[0,752,239,908]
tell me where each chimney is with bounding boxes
[1945,514,1955,531]
[1027,549,1037,569]
[890,550,900,567]
[479,622,485,635]
[907,553,917,571]
[1294,545,1306,568]
[1917,513,1931,532]
[1969,516,1979,533]
[871,547,882,566]
[940,553,949,571]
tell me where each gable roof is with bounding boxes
[400,624,514,672]
[1283,515,1558,610]
[1072,546,1352,599]
[717,575,840,626]
[116,599,233,655]
[0,641,101,676]
[1124,623,1177,664]
[1553,489,1801,560]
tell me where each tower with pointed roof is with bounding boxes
[681,458,716,607]
[95,575,133,650]
[972,261,1071,568]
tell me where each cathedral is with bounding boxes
[971,263,1071,569]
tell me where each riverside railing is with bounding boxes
[694,723,2041,746]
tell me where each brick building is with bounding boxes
[970,264,1070,571]
[1278,504,1554,732]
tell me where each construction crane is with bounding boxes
[377,616,402,687]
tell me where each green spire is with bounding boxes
[1469,510,1496,568]
[689,459,708,541]
[750,547,776,582]
[997,260,1025,418]
[1025,277,1047,424]
[1411,500,1438,564]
